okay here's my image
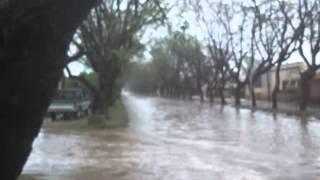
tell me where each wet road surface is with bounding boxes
[22,94,320,180]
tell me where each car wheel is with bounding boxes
[85,108,92,116]
[62,113,70,120]
[77,111,82,118]
[72,110,82,119]
[51,113,56,121]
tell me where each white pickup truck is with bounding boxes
[47,89,91,120]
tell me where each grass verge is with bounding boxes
[18,174,39,180]
[89,99,129,129]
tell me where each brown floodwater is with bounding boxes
[22,93,320,180]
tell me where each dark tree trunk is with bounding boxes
[92,92,102,114]
[0,1,95,179]
[300,79,310,111]
[234,83,242,106]
[208,85,214,103]
[189,89,193,100]
[199,89,204,102]
[209,93,214,103]
[196,79,204,102]
[272,62,282,109]
[250,84,257,108]
[299,69,315,111]
[92,63,120,114]
[168,88,172,97]
[219,86,226,105]
[209,90,214,103]
[272,87,278,109]
[161,87,165,97]
[267,71,272,101]
[219,73,226,105]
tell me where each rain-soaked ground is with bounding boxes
[22,93,320,180]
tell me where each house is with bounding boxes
[270,62,305,92]
[246,62,320,103]
[249,72,271,100]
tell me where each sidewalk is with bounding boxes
[192,95,320,118]
[234,98,320,119]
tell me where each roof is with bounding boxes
[271,62,306,72]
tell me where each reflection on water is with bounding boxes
[22,93,320,180]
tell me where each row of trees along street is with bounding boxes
[126,0,320,112]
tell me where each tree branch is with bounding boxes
[65,66,97,94]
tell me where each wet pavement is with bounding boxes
[22,93,320,180]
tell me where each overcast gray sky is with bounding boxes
[68,0,200,75]
[68,0,316,75]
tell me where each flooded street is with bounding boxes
[22,94,320,180]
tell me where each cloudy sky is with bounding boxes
[68,0,201,75]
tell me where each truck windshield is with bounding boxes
[54,91,81,101]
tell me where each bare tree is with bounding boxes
[223,3,254,106]
[74,0,166,116]
[193,0,230,105]
[208,41,231,105]
[172,32,206,102]
[271,0,308,109]
[294,0,320,111]
[247,0,281,107]
[196,1,254,106]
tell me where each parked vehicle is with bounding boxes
[47,89,91,120]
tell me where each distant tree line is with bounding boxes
[126,32,206,100]
[126,0,320,112]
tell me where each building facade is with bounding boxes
[246,62,320,103]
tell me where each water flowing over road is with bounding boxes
[22,93,320,180]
